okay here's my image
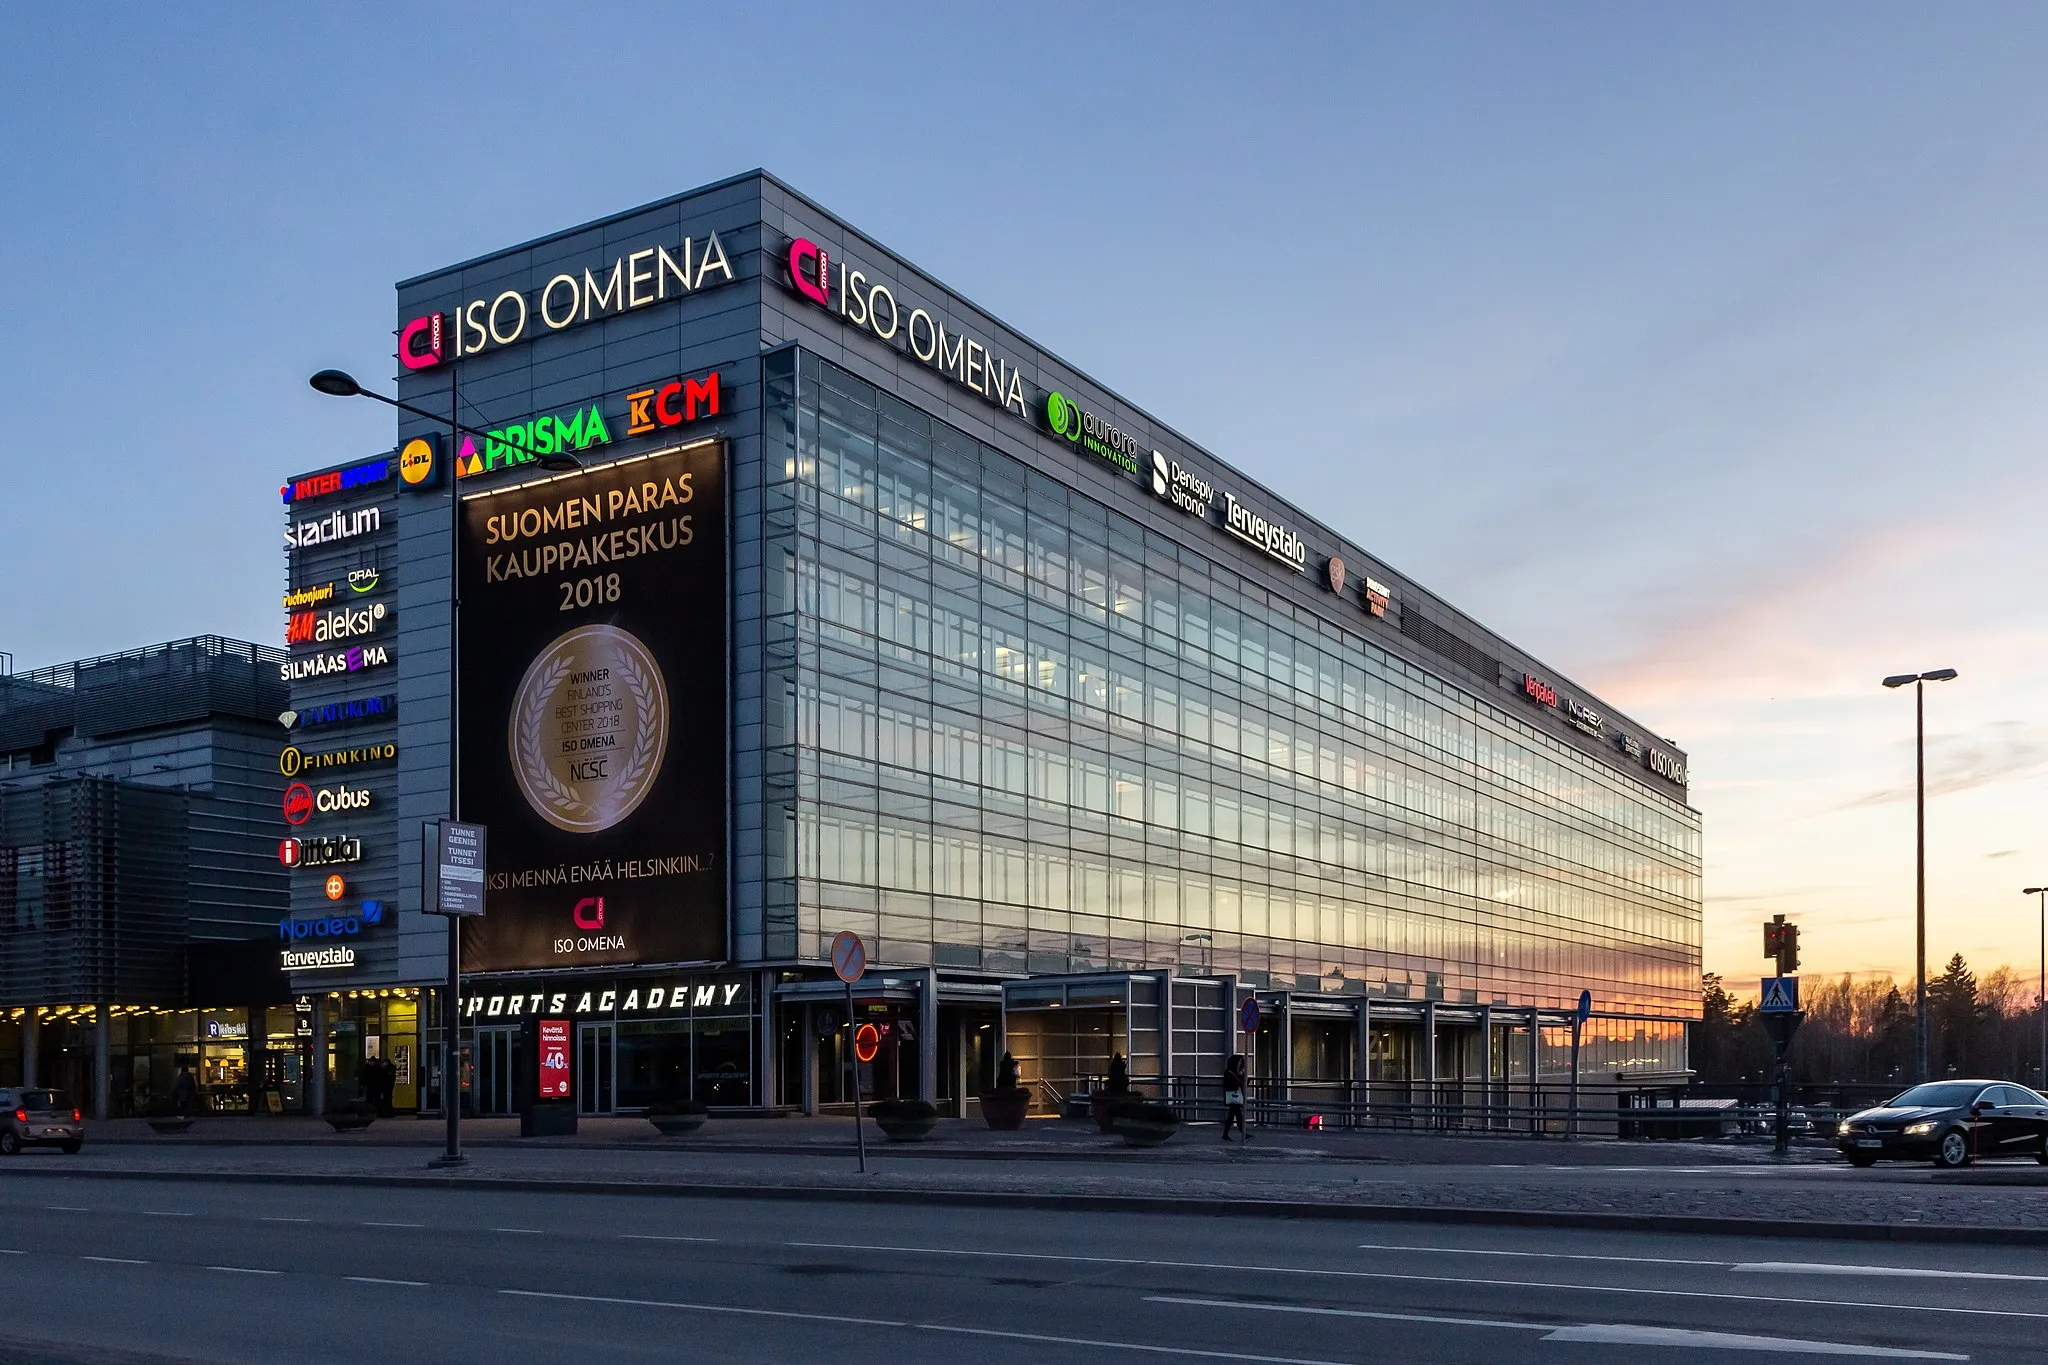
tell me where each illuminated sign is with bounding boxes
[399,312,444,370]
[399,232,734,369]
[280,644,391,681]
[456,405,610,479]
[282,945,355,972]
[399,435,439,487]
[284,506,381,550]
[462,978,746,1018]
[278,902,383,941]
[784,237,1030,419]
[1564,699,1604,737]
[1045,391,1141,475]
[348,567,381,594]
[285,835,360,868]
[279,742,398,779]
[283,582,334,610]
[1149,451,1214,518]
[205,1019,248,1039]
[854,1022,882,1064]
[279,838,301,867]
[324,874,347,901]
[1326,557,1347,595]
[283,783,314,825]
[626,372,721,436]
[1648,747,1688,784]
[284,783,372,823]
[538,1019,572,1099]
[287,602,388,647]
[1619,734,1645,761]
[1222,493,1307,573]
[1364,577,1391,619]
[280,458,393,505]
[290,695,396,730]
[1522,674,1558,707]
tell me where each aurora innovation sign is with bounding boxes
[457,444,728,972]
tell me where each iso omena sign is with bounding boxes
[456,443,728,971]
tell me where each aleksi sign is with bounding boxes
[279,742,398,779]
[280,645,390,681]
[281,458,392,505]
[626,372,721,436]
[287,601,388,646]
[284,506,381,550]
[1046,392,1141,476]
[784,237,1030,419]
[457,405,611,479]
[1222,494,1308,573]
[1149,452,1214,518]
[400,231,735,370]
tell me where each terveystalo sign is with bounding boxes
[457,443,727,972]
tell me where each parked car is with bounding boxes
[1836,1080,2048,1168]
[0,1088,84,1155]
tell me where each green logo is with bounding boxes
[1046,391,1081,442]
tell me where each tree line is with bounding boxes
[1691,956,2046,1089]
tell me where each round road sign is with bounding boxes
[1241,997,1261,1033]
[831,929,867,984]
[853,1021,881,1064]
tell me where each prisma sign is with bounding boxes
[456,405,611,479]
[399,231,735,370]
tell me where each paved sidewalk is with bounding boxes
[18,1113,2046,1237]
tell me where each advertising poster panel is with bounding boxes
[457,442,727,971]
[537,1019,572,1099]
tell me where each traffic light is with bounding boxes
[1763,915,1784,960]
[1763,914,1799,975]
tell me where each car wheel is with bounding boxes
[59,1140,81,1155]
[1845,1151,1878,1168]
[1934,1129,1971,1168]
[0,1131,17,1157]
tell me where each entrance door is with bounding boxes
[474,1027,518,1116]
[578,1022,614,1115]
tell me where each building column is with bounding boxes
[21,1005,37,1088]
[93,1003,110,1121]
[1421,1000,1437,1126]
[1156,969,1175,1090]
[952,1013,970,1118]
[1526,1006,1542,1133]
[918,968,938,1106]
[247,1006,266,1114]
[1278,992,1293,1104]
[756,970,777,1110]
[1355,997,1372,1125]
[800,1003,818,1116]
[309,996,329,1116]
[1479,1005,1494,1131]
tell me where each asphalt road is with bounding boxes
[0,1174,2040,1363]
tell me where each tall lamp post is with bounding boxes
[2026,887,2048,1090]
[309,367,580,1164]
[1881,668,1958,1083]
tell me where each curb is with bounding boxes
[6,1164,2045,1246]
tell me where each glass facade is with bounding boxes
[760,349,1701,1021]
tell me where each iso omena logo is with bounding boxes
[509,623,669,834]
[1045,390,1082,442]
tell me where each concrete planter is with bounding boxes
[145,1117,196,1135]
[647,1107,709,1136]
[1112,1103,1181,1148]
[871,1099,939,1141]
[980,1088,1030,1131]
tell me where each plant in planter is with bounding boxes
[869,1097,939,1142]
[1111,1099,1181,1148]
[644,1099,711,1136]
[980,1051,1030,1131]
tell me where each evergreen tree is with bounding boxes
[1928,953,1980,1076]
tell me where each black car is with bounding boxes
[1836,1080,2048,1168]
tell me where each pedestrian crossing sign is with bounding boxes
[1759,976,1799,1012]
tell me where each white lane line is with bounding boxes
[1357,1241,1727,1268]
[349,1276,428,1287]
[783,1240,2048,1322]
[364,1221,424,1229]
[0,1250,24,1255]
[499,1289,1357,1364]
[1737,1263,2048,1283]
[261,1216,311,1224]
[620,1234,719,1242]
[82,1256,148,1265]
[494,1227,545,1235]
[1149,1297,1969,1359]
[44,1206,88,1213]
[206,1266,281,1275]
[142,1211,192,1218]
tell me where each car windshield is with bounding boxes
[1886,1082,1982,1108]
[17,1090,62,1111]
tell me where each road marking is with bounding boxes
[44,1206,88,1213]
[142,1211,192,1217]
[82,1256,147,1265]
[1736,1263,2048,1283]
[499,1289,1355,1364]
[0,1250,23,1256]
[261,1216,311,1224]
[620,1234,718,1242]
[494,1227,546,1235]
[206,1266,281,1275]
[364,1221,424,1229]
[786,1240,2048,1322]
[1149,1297,1968,1359]
[1357,1241,1727,1267]
[348,1276,428,1287]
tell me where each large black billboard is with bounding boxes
[457,442,726,971]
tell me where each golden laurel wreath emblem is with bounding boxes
[508,623,669,833]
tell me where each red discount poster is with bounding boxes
[537,1019,572,1099]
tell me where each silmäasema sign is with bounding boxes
[456,443,728,972]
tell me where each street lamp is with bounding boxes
[2026,887,2048,1090]
[309,366,581,1164]
[1882,667,1958,1082]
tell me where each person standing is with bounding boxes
[1222,1053,1248,1142]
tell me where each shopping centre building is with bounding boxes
[8,170,1702,1120]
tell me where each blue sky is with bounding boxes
[4,5,2045,988]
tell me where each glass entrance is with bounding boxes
[578,1021,614,1115]
[474,1026,519,1116]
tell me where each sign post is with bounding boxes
[1568,989,1591,1140]
[1760,977,1804,1155]
[831,930,868,1174]
[425,820,487,1166]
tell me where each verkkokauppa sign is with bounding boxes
[457,443,727,971]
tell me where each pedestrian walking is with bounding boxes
[1221,1053,1248,1142]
